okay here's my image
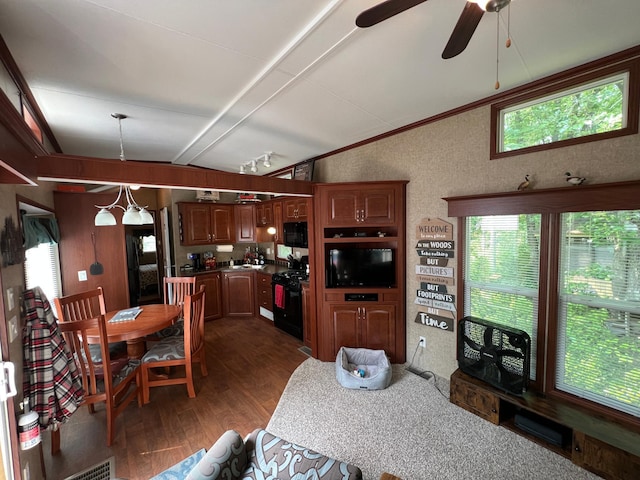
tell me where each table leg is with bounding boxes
[125,338,146,359]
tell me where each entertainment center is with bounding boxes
[450,370,640,479]
[313,181,407,363]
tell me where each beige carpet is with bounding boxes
[267,358,600,480]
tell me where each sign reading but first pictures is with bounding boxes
[414,218,456,332]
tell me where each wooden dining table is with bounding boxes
[85,303,181,358]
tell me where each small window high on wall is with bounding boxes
[490,58,639,159]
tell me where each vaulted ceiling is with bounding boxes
[1,0,639,178]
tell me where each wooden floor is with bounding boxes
[41,316,308,480]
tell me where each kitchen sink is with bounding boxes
[230,264,264,270]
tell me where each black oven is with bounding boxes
[272,270,306,340]
[283,221,308,248]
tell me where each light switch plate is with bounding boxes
[6,287,14,311]
[8,316,18,343]
[78,270,88,281]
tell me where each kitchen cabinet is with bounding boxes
[320,184,397,226]
[256,271,273,320]
[273,200,283,244]
[256,202,274,227]
[313,180,407,363]
[178,202,235,245]
[450,369,640,480]
[222,270,255,317]
[283,198,308,221]
[328,303,396,357]
[196,272,222,321]
[235,204,256,243]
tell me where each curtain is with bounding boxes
[22,216,60,250]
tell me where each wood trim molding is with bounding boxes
[0,34,61,153]
[37,154,314,196]
[444,180,640,217]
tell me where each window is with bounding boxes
[464,214,541,381]
[24,241,62,304]
[448,180,640,424]
[141,235,156,253]
[556,210,640,417]
[491,58,639,159]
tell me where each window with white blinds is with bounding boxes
[24,241,62,304]
[464,214,541,380]
[557,210,640,417]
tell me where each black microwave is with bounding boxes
[283,222,308,248]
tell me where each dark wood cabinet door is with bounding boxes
[273,200,283,244]
[283,198,308,220]
[360,188,395,225]
[211,205,234,243]
[323,187,396,226]
[361,304,395,352]
[223,271,255,316]
[234,204,255,243]
[256,202,274,226]
[329,304,360,355]
[197,272,222,321]
[181,203,212,245]
[324,190,359,225]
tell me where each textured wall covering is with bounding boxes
[314,104,640,378]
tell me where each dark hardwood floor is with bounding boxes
[42,316,308,480]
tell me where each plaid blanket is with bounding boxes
[22,287,84,429]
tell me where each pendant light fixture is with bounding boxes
[94,113,154,226]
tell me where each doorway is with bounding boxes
[125,225,161,306]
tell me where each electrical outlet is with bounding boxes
[419,336,426,348]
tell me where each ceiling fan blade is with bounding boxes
[441,2,485,59]
[356,0,429,28]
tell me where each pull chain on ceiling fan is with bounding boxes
[356,0,514,88]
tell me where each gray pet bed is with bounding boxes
[335,347,392,390]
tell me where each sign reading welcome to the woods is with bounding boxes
[414,218,456,332]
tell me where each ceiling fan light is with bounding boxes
[139,208,154,225]
[95,208,117,226]
[122,205,143,225]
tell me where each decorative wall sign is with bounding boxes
[1,216,24,267]
[414,218,456,331]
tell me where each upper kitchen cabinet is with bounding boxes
[235,204,256,243]
[283,198,308,221]
[318,183,398,227]
[178,202,235,245]
[255,201,274,227]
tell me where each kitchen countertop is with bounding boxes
[178,264,290,276]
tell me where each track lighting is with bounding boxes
[238,152,274,174]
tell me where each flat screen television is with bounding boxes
[326,248,395,288]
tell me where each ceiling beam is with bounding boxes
[37,154,313,196]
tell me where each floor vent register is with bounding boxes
[63,457,115,480]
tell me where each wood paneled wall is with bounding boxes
[54,191,130,311]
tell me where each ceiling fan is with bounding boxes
[356,0,512,60]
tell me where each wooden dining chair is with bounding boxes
[53,287,127,377]
[57,311,142,447]
[140,286,207,403]
[149,276,197,339]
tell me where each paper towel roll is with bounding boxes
[216,245,234,253]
